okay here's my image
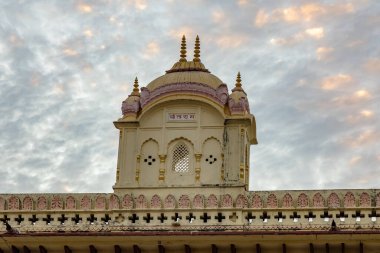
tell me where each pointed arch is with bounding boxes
[23,196,34,210]
[359,192,371,207]
[343,192,356,207]
[51,195,63,210]
[201,137,222,184]
[164,194,176,209]
[178,195,191,209]
[207,194,218,208]
[151,195,162,209]
[328,193,340,208]
[236,194,248,208]
[221,194,233,208]
[66,196,76,210]
[282,193,293,208]
[140,139,159,186]
[312,192,324,208]
[251,194,262,208]
[193,194,204,209]
[297,193,309,208]
[135,195,148,209]
[122,194,134,209]
[267,194,278,208]
[109,194,120,209]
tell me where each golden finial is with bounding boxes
[133,77,139,93]
[235,72,242,89]
[193,35,200,62]
[180,35,187,62]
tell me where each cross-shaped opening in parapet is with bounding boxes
[275,212,286,223]
[171,213,182,222]
[14,215,24,225]
[215,212,225,222]
[260,212,270,223]
[101,214,111,224]
[245,212,255,224]
[186,213,196,223]
[115,213,125,223]
[128,213,139,223]
[320,211,332,222]
[72,214,82,224]
[200,213,211,223]
[158,213,167,223]
[229,212,238,222]
[336,211,348,222]
[290,212,301,222]
[143,213,153,223]
[1,215,10,224]
[352,210,364,222]
[87,214,97,224]
[28,215,39,225]
[369,210,380,222]
[58,214,68,225]
[43,214,54,225]
[305,211,316,222]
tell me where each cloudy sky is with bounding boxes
[0,0,379,193]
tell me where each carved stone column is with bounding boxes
[135,155,141,182]
[221,153,225,181]
[195,153,202,181]
[239,129,245,181]
[158,155,167,182]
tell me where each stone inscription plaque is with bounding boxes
[167,113,196,122]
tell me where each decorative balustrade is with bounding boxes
[0,190,379,233]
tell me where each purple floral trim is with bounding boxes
[140,82,229,108]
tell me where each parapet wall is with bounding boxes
[0,189,379,233]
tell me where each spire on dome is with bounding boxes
[236,72,242,88]
[166,35,209,73]
[132,77,140,95]
[193,35,200,62]
[179,35,187,62]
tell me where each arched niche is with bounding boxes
[140,139,159,186]
[200,137,222,185]
[166,138,195,186]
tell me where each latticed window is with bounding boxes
[172,142,190,173]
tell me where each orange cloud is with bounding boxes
[143,42,160,59]
[128,0,147,10]
[355,89,371,99]
[212,10,225,23]
[216,36,247,48]
[342,130,379,148]
[332,89,372,106]
[363,58,380,73]
[77,3,92,13]
[349,156,362,166]
[344,110,374,124]
[63,48,79,56]
[237,0,248,6]
[83,29,94,38]
[169,27,195,39]
[305,27,324,39]
[255,10,269,27]
[269,32,305,46]
[321,74,352,90]
[255,3,354,26]
[316,47,334,60]
[360,110,374,117]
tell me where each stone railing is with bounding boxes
[0,190,379,233]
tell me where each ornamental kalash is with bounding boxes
[1,36,379,253]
